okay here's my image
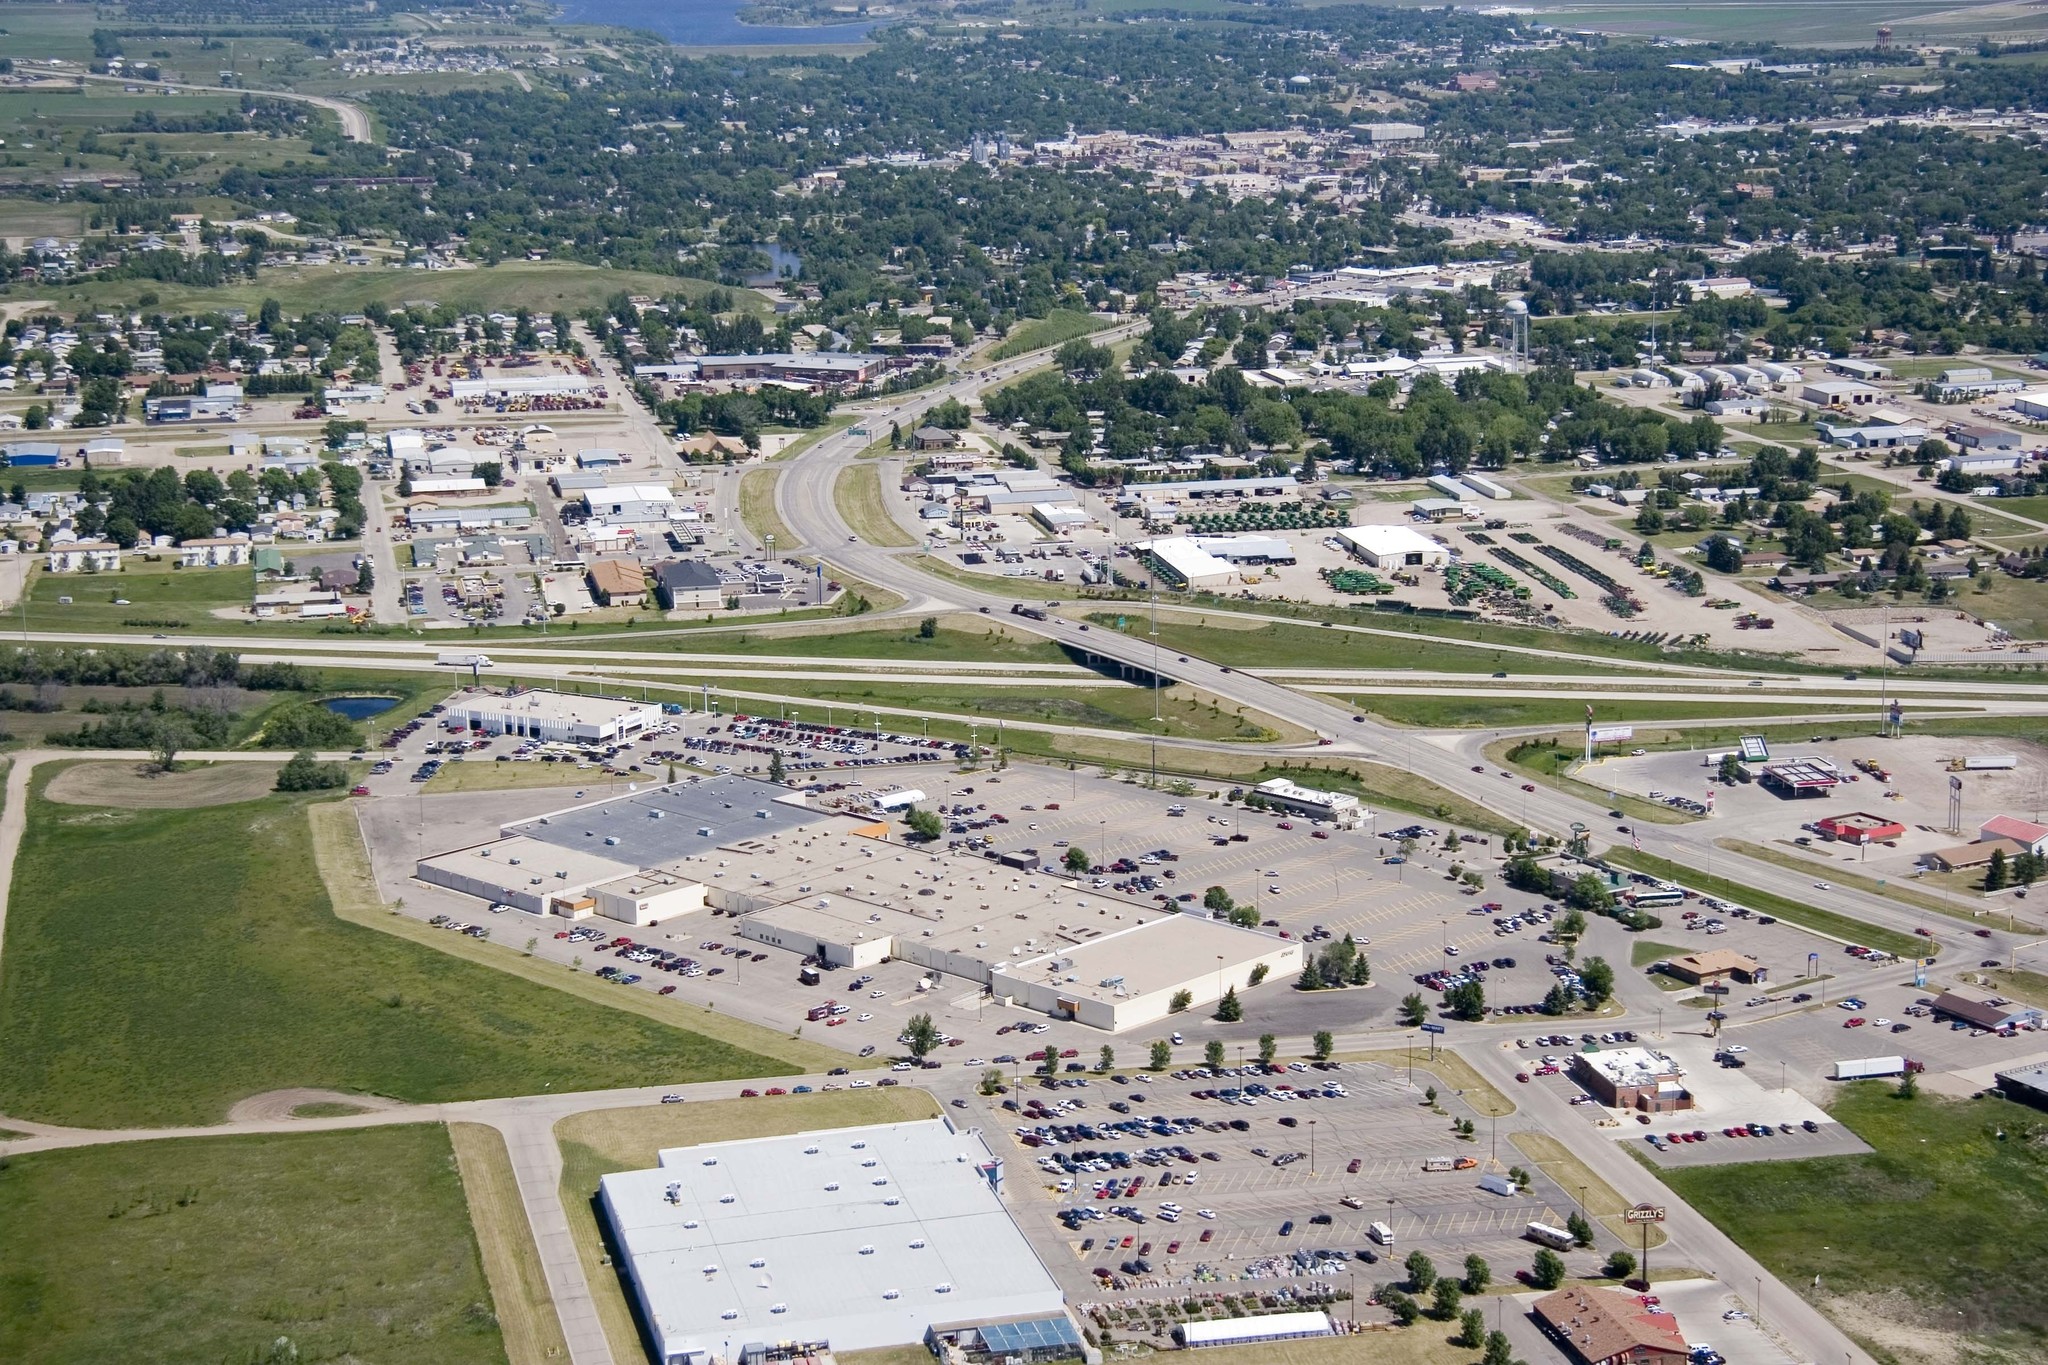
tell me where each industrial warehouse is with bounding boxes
[599,1119,1071,1365]
[414,774,1302,1030]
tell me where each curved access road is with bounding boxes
[76,71,373,143]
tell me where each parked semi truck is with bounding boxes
[436,651,494,669]
[1831,1056,1920,1080]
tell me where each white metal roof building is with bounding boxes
[599,1119,1064,1365]
[444,689,663,745]
[1136,536,1234,589]
[1180,1311,1334,1348]
[450,373,596,399]
[1253,777,1366,828]
[583,483,679,521]
[1336,524,1448,569]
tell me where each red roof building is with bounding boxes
[1979,816,2048,856]
[1533,1286,1689,1365]
[1816,812,1907,845]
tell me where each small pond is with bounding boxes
[321,695,401,720]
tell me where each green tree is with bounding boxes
[1312,1029,1334,1061]
[1445,978,1486,1021]
[905,806,943,840]
[1718,753,1743,784]
[903,1012,941,1059]
[980,1068,1004,1096]
[1897,1067,1920,1099]
[1098,1044,1114,1073]
[1579,957,1615,1006]
[1149,1039,1172,1071]
[1431,1278,1462,1320]
[1203,885,1235,916]
[1248,963,1269,986]
[1257,1033,1277,1065]
[1462,1253,1491,1294]
[1169,989,1193,1014]
[917,615,938,639]
[1205,1039,1226,1070]
[274,750,348,792]
[1604,1249,1637,1281]
[1483,1329,1516,1365]
[1531,1248,1568,1290]
[1986,847,2009,891]
[1215,986,1243,1022]
[1567,1210,1594,1246]
[1458,1307,1488,1349]
[768,750,786,784]
[1065,845,1093,874]
[1380,1287,1420,1326]
[1404,1250,1437,1293]
[1565,876,1613,914]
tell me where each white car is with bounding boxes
[857,1012,873,1022]
[1814,881,1832,890]
[1196,1208,1217,1219]
[850,1079,872,1088]
[1873,1017,1891,1028]
[870,989,885,998]
[1724,1044,1749,1054]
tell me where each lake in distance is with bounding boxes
[554,0,881,46]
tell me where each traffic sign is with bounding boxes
[1623,1204,1666,1224]
[1419,1023,1446,1035]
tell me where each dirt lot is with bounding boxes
[45,760,283,808]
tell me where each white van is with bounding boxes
[1368,1221,1395,1247]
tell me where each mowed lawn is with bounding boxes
[0,782,791,1127]
[0,1125,509,1365]
[1661,1087,2048,1358]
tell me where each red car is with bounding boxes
[739,1089,760,1097]
[1516,1072,1531,1083]
[1845,1017,1865,1028]
[350,784,371,796]
[765,1087,787,1096]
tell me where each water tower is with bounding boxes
[1507,298,1531,369]
[1876,25,1893,48]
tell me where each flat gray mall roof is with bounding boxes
[506,775,834,868]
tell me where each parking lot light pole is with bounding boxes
[1309,1119,1316,1174]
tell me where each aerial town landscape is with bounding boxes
[1,1,2047,1365]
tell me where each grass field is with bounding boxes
[1629,939,1691,968]
[0,1125,509,1365]
[580,617,1070,665]
[1489,736,1699,827]
[449,1122,569,1365]
[0,779,793,1126]
[1661,1086,2048,1361]
[1363,694,1861,730]
[989,309,1110,360]
[833,461,918,547]
[44,760,283,808]
[738,466,797,551]
[1716,838,2041,933]
[703,675,1284,743]
[23,562,255,632]
[556,1091,939,1363]
[1604,848,1926,958]
[35,259,757,321]
[1091,612,1633,676]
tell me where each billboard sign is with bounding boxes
[1623,1204,1667,1224]
[1588,726,1634,744]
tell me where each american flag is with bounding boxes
[1631,830,1642,853]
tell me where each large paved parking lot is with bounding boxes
[976,1058,1617,1310]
